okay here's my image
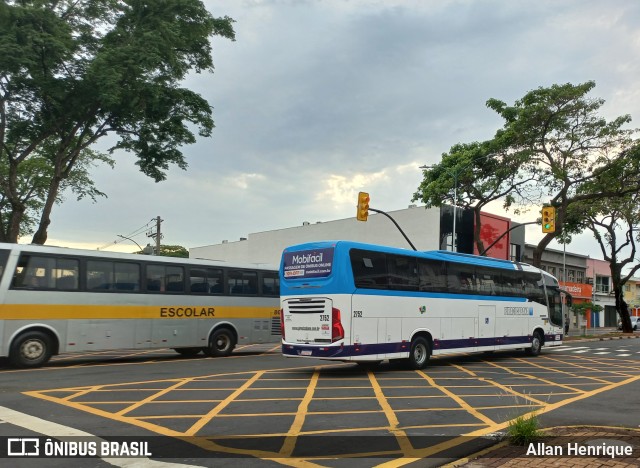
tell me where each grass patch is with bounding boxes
[507,412,541,445]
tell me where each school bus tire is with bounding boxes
[408,336,431,370]
[9,330,53,368]
[204,327,236,358]
[173,347,203,357]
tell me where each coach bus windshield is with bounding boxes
[543,272,563,327]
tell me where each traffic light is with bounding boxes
[541,206,556,233]
[357,192,370,221]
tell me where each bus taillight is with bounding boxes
[279,309,285,339]
[331,307,344,342]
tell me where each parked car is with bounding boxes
[617,316,640,331]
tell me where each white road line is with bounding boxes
[0,406,202,468]
[572,350,589,353]
[618,354,632,357]
[593,352,611,355]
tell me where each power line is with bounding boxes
[97,219,156,251]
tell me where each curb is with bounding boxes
[447,426,640,468]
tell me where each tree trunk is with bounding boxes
[31,177,62,245]
[531,234,554,268]
[614,284,632,333]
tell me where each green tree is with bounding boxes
[157,244,189,258]
[413,138,534,254]
[486,81,639,267]
[568,159,640,333]
[0,0,235,244]
[414,82,640,267]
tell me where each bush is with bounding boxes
[507,412,541,445]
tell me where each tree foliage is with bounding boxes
[414,81,640,267]
[0,0,235,244]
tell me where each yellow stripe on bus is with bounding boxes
[0,304,279,320]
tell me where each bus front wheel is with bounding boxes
[204,328,236,358]
[408,336,431,370]
[526,331,543,356]
[9,331,52,368]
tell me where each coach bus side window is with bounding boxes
[418,259,447,293]
[261,272,280,296]
[447,263,476,294]
[523,272,545,305]
[189,267,223,294]
[229,270,258,295]
[350,249,388,289]
[475,268,496,295]
[387,254,418,291]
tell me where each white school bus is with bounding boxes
[280,241,569,369]
[0,243,280,367]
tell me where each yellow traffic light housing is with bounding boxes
[542,206,556,233]
[357,192,370,221]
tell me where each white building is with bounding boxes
[190,206,441,266]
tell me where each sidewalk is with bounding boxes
[450,332,640,468]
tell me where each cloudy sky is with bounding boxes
[44,0,640,259]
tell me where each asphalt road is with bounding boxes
[0,338,639,467]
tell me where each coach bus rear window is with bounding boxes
[282,248,334,279]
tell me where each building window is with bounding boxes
[547,266,556,277]
[567,269,575,282]
[625,284,631,292]
[576,271,584,283]
[595,276,610,294]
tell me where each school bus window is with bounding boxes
[146,265,184,293]
[261,273,280,296]
[12,255,78,290]
[229,270,257,295]
[189,267,223,294]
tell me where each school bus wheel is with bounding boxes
[204,327,237,357]
[9,330,53,368]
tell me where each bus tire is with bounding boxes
[409,336,430,370]
[9,331,52,368]
[204,328,236,357]
[526,331,543,356]
[173,347,202,357]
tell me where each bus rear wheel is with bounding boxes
[9,331,52,368]
[408,336,431,370]
[204,328,236,358]
[526,331,543,356]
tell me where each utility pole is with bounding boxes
[146,216,163,255]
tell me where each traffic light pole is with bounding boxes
[479,221,539,257]
[368,208,417,251]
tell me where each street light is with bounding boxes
[117,234,143,252]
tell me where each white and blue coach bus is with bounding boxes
[279,241,568,369]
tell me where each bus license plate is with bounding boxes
[301,350,312,356]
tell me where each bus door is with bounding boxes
[478,305,496,348]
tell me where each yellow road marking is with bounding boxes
[481,359,584,394]
[514,356,615,385]
[416,370,496,426]
[368,370,414,454]
[451,363,547,406]
[280,369,320,456]
[184,371,265,436]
